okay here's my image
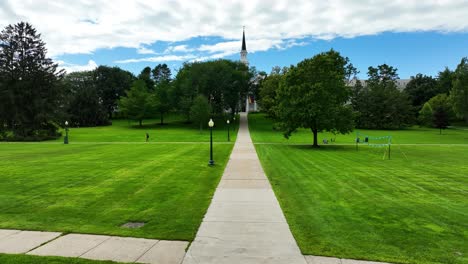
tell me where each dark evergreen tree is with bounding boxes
[152,64,173,124]
[0,22,64,140]
[63,71,108,126]
[404,74,438,109]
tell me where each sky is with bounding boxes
[1,0,467,79]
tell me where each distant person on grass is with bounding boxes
[146,132,149,142]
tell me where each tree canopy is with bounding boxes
[351,64,414,129]
[118,80,157,126]
[450,57,468,123]
[275,49,355,147]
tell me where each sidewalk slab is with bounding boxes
[218,179,271,189]
[137,240,188,264]
[81,236,158,263]
[0,230,61,254]
[212,189,277,202]
[28,234,110,257]
[203,202,286,223]
[0,229,21,239]
[305,256,342,264]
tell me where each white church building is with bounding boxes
[240,28,259,112]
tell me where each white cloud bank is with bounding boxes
[1,0,467,61]
[57,60,98,73]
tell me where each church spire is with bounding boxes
[240,26,248,65]
[241,27,247,51]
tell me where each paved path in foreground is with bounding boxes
[0,229,188,264]
[182,113,307,264]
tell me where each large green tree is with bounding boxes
[0,22,64,140]
[94,66,134,119]
[118,80,157,126]
[173,60,251,120]
[275,50,355,147]
[450,57,468,123]
[437,67,454,95]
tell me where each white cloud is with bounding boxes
[115,54,196,64]
[165,44,193,53]
[0,0,466,58]
[137,46,157,54]
[58,60,98,73]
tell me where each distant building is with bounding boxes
[240,28,258,112]
[347,78,410,90]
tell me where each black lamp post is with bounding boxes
[226,119,230,142]
[208,118,214,166]
[64,121,69,144]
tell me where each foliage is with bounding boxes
[450,57,468,123]
[433,106,450,134]
[351,64,414,129]
[275,50,355,147]
[94,66,135,119]
[63,71,108,126]
[258,67,287,118]
[138,66,155,90]
[173,60,252,120]
[190,95,211,131]
[418,102,433,127]
[118,80,157,126]
[437,67,454,95]
[404,73,438,109]
[0,22,64,140]
[152,64,173,124]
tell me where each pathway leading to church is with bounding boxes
[182,113,307,264]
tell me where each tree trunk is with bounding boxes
[311,128,319,148]
[139,119,142,127]
[160,114,164,125]
[200,123,202,133]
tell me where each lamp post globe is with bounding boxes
[64,121,69,144]
[208,119,215,166]
[226,119,230,142]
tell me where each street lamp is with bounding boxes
[226,119,230,142]
[208,118,214,166]
[64,121,69,144]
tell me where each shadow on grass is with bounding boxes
[288,144,354,152]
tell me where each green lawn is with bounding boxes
[0,254,126,264]
[0,116,236,241]
[249,113,468,264]
[53,114,239,143]
[249,112,468,144]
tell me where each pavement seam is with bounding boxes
[134,239,160,263]
[24,231,63,254]
[77,235,112,257]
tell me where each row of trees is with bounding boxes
[258,50,468,145]
[118,59,253,129]
[259,51,468,144]
[0,22,254,141]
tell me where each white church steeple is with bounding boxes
[240,27,248,66]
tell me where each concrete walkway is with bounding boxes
[0,229,188,264]
[182,113,307,264]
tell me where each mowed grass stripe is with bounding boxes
[255,144,467,264]
[0,143,232,241]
